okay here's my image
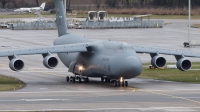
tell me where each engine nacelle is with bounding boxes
[43,56,58,69]
[9,58,24,71]
[151,56,166,68]
[176,58,192,71]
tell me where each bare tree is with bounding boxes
[66,0,71,8]
[93,0,103,9]
[105,0,119,8]
[46,0,54,10]
[12,0,20,8]
[139,0,145,7]
[0,0,11,8]
[35,0,39,7]
[126,0,129,7]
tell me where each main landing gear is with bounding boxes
[66,76,89,83]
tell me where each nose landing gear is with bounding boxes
[113,80,128,87]
[101,77,128,87]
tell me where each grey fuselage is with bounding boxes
[54,34,142,79]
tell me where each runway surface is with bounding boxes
[0,19,200,111]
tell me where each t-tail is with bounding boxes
[54,0,68,37]
[40,2,46,10]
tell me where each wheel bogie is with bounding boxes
[66,76,89,83]
[111,79,128,87]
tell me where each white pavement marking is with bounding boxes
[0,107,200,111]
[146,89,200,91]
[21,71,67,73]
[0,90,126,94]
[191,69,200,70]
[39,88,48,90]
[0,99,70,102]
[185,97,200,98]
[0,88,200,94]
[22,99,69,101]
[151,107,199,112]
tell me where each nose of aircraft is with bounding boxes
[111,54,142,79]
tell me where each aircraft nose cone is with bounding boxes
[124,56,142,78]
[111,55,142,79]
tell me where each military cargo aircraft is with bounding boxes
[2,0,200,87]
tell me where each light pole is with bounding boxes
[188,0,191,44]
[63,0,66,14]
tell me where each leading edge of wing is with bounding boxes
[132,45,200,58]
[0,43,88,57]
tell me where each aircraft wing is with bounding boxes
[0,43,88,57]
[132,45,200,58]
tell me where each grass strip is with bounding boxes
[191,24,200,28]
[1,13,200,20]
[139,62,200,83]
[0,75,25,91]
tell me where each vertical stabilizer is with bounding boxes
[54,0,68,37]
[40,2,46,10]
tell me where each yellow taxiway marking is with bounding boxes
[0,64,8,67]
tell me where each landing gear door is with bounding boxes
[68,61,78,72]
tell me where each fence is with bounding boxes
[77,20,163,29]
[11,19,57,30]
[10,18,164,30]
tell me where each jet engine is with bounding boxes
[151,55,166,68]
[176,58,192,71]
[9,58,24,71]
[43,55,58,69]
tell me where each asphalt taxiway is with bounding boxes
[0,19,200,111]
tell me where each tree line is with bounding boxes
[98,0,200,9]
[1,0,200,9]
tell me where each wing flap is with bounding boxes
[0,44,88,57]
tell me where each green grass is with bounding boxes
[1,13,200,20]
[139,62,200,83]
[191,24,200,28]
[0,75,25,91]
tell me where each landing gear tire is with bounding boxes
[72,77,75,83]
[84,77,89,83]
[114,81,117,87]
[101,77,104,82]
[78,77,82,83]
[66,76,69,82]
[125,81,128,87]
[107,79,111,83]
[122,82,125,87]
[117,81,120,87]
[70,76,73,82]
[105,78,111,83]
[87,77,89,82]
